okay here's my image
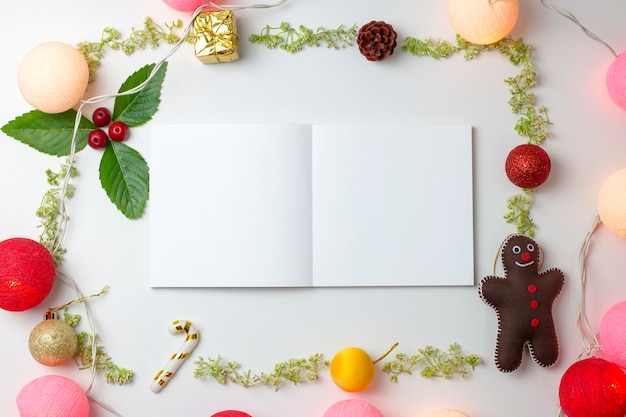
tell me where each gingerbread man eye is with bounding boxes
[527,244,535,252]
[512,245,521,254]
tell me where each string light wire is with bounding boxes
[538,0,617,57]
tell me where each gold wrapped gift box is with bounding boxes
[193,10,240,63]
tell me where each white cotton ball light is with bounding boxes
[17,41,89,114]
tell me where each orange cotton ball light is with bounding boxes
[16,375,89,417]
[17,42,89,114]
[448,0,519,45]
[598,168,626,238]
[606,51,626,111]
[0,237,56,311]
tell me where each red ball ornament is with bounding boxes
[0,237,55,311]
[559,358,626,417]
[211,411,252,417]
[505,144,551,188]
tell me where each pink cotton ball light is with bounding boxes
[323,399,384,417]
[606,51,626,111]
[17,42,89,114]
[425,409,470,417]
[16,375,89,417]
[601,301,626,368]
[162,0,218,12]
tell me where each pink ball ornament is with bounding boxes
[606,51,626,111]
[601,300,626,368]
[17,42,89,114]
[162,0,218,12]
[559,357,626,417]
[0,237,56,311]
[16,375,89,417]
[425,409,470,417]
[323,399,384,417]
[211,411,252,417]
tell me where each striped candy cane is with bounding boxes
[150,319,200,392]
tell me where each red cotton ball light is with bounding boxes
[559,357,626,417]
[211,411,252,417]
[606,51,626,111]
[16,375,89,417]
[600,300,626,368]
[0,237,56,311]
[505,143,551,188]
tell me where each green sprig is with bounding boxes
[504,188,536,237]
[64,310,134,385]
[77,17,189,82]
[249,22,358,53]
[381,343,481,382]
[36,159,78,265]
[193,354,328,391]
[403,35,549,236]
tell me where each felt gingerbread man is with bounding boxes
[479,234,564,372]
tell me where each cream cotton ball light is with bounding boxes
[598,168,626,238]
[425,409,470,417]
[17,41,89,114]
[448,0,519,45]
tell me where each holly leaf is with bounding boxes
[99,141,149,219]
[112,62,168,127]
[1,109,95,156]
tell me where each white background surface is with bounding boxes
[2,1,626,417]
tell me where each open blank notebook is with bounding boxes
[149,124,474,287]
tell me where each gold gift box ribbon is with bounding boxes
[193,10,240,64]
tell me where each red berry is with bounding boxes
[92,107,111,127]
[108,121,130,142]
[87,129,109,149]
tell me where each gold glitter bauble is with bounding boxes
[28,319,78,366]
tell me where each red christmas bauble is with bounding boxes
[559,358,626,417]
[211,411,252,417]
[0,238,55,311]
[505,144,551,188]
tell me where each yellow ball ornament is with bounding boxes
[330,347,376,392]
[598,168,626,238]
[448,0,519,45]
[17,42,89,114]
[329,343,397,392]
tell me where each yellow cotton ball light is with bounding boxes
[448,0,519,45]
[598,168,626,238]
[17,42,89,114]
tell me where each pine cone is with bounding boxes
[357,21,397,61]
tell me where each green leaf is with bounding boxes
[99,141,149,219]
[1,109,95,156]
[112,62,167,127]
